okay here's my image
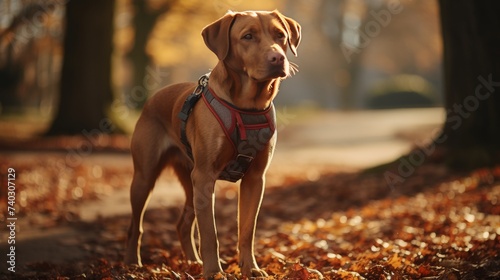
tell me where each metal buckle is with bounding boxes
[218,154,254,182]
[236,154,253,163]
[193,73,210,95]
[199,73,210,87]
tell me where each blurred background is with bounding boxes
[0,0,443,137]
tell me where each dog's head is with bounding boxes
[202,10,301,82]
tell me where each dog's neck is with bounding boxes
[209,62,280,111]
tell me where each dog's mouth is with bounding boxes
[269,69,288,79]
[252,70,286,82]
[249,61,299,82]
[261,61,299,80]
[269,60,298,79]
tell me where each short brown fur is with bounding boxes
[125,10,301,279]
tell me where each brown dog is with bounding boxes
[125,10,301,279]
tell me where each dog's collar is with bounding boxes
[178,74,276,182]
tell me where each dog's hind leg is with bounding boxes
[125,117,171,266]
[172,156,201,262]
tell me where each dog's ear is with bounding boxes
[273,10,301,57]
[202,11,237,61]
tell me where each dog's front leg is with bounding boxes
[192,169,224,278]
[238,174,268,278]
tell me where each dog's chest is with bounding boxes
[201,88,276,182]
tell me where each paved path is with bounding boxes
[274,108,443,168]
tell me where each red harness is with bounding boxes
[178,74,276,182]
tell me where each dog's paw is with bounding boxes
[240,264,269,279]
[250,268,269,278]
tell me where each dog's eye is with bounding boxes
[277,32,286,39]
[242,34,253,40]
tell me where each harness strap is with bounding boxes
[202,88,276,182]
[178,93,202,159]
[178,73,276,182]
[178,75,208,159]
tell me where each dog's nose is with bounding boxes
[268,52,285,65]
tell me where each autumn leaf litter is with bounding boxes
[0,155,499,279]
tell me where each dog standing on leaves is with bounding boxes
[125,10,301,279]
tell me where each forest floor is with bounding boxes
[0,108,499,279]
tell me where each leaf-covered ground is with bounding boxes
[0,147,499,279]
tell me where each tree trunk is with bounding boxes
[126,0,157,109]
[126,0,176,109]
[47,0,115,135]
[437,0,500,169]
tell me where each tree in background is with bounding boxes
[126,0,178,109]
[318,0,366,109]
[48,0,217,134]
[47,0,115,135]
[310,0,441,109]
[437,0,500,169]
[0,2,58,114]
